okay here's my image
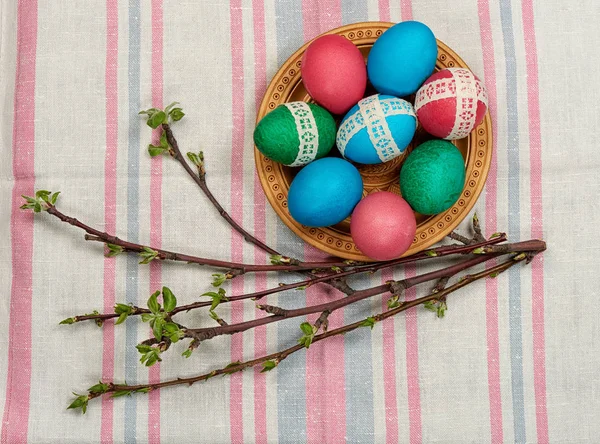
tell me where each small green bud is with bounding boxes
[67,393,89,414]
[360,317,377,329]
[261,360,278,373]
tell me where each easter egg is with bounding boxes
[367,21,437,97]
[400,140,466,215]
[301,35,367,115]
[350,192,417,260]
[288,157,363,227]
[336,94,417,165]
[415,68,488,140]
[254,102,336,167]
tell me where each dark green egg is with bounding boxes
[399,140,466,215]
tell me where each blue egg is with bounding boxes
[288,157,363,227]
[336,94,417,164]
[367,21,437,97]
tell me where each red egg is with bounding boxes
[350,192,417,261]
[301,35,367,115]
[414,68,488,140]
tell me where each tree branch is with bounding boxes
[81,252,531,405]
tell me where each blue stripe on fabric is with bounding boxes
[499,1,526,442]
[125,0,141,442]
[341,0,368,24]
[275,2,307,442]
[342,2,373,441]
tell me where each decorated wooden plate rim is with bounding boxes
[255,21,493,261]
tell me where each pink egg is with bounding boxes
[301,35,367,115]
[350,192,417,260]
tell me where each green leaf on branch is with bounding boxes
[148,144,167,157]
[136,344,162,367]
[163,322,184,343]
[59,317,76,325]
[88,382,109,394]
[162,286,177,312]
[202,288,228,313]
[211,273,227,287]
[424,250,438,257]
[186,151,204,167]
[424,300,447,318]
[148,111,166,129]
[261,360,278,373]
[67,393,89,414]
[331,266,342,273]
[387,295,402,309]
[114,302,134,325]
[36,190,51,201]
[424,300,437,312]
[298,322,317,349]
[471,247,485,255]
[21,191,60,212]
[136,387,152,394]
[106,243,124,257]
[269,254,284,265]
[360,316,377,329]
[147,291,161,314]
[152,317,165,341]
[437,301,447,318]
[50,191,60,205]
[139,247,159,264]
[182,338,200,359]
[490,232,503,239]
[169,108,185,121]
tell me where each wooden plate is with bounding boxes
[255,22,493,261]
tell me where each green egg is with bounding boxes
[253,102,336,167]
[399,139,466,215]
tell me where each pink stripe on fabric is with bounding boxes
[1,2,37,443]
[300,7,344,443]
[304,246,346,444]
[521,2,548,442]
[252,0,268,442]
[400,0,413,21]
[148,1,164,443]
[229,0,245,442]
[301,0,342,41]
[403,264,422,444]
[378,0,390,22]
[381,268,399,444]
[477,1,503,441]
[100,0,119,442]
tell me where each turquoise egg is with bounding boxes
[288,157,363,227]
[399,140,465,215]
[367,21,437,97]
[336,94,417,165]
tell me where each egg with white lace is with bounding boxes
[253,102,336,166]
[336,94,417,165]
[414,68,488,140]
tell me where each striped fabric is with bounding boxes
[1,0,598,442]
